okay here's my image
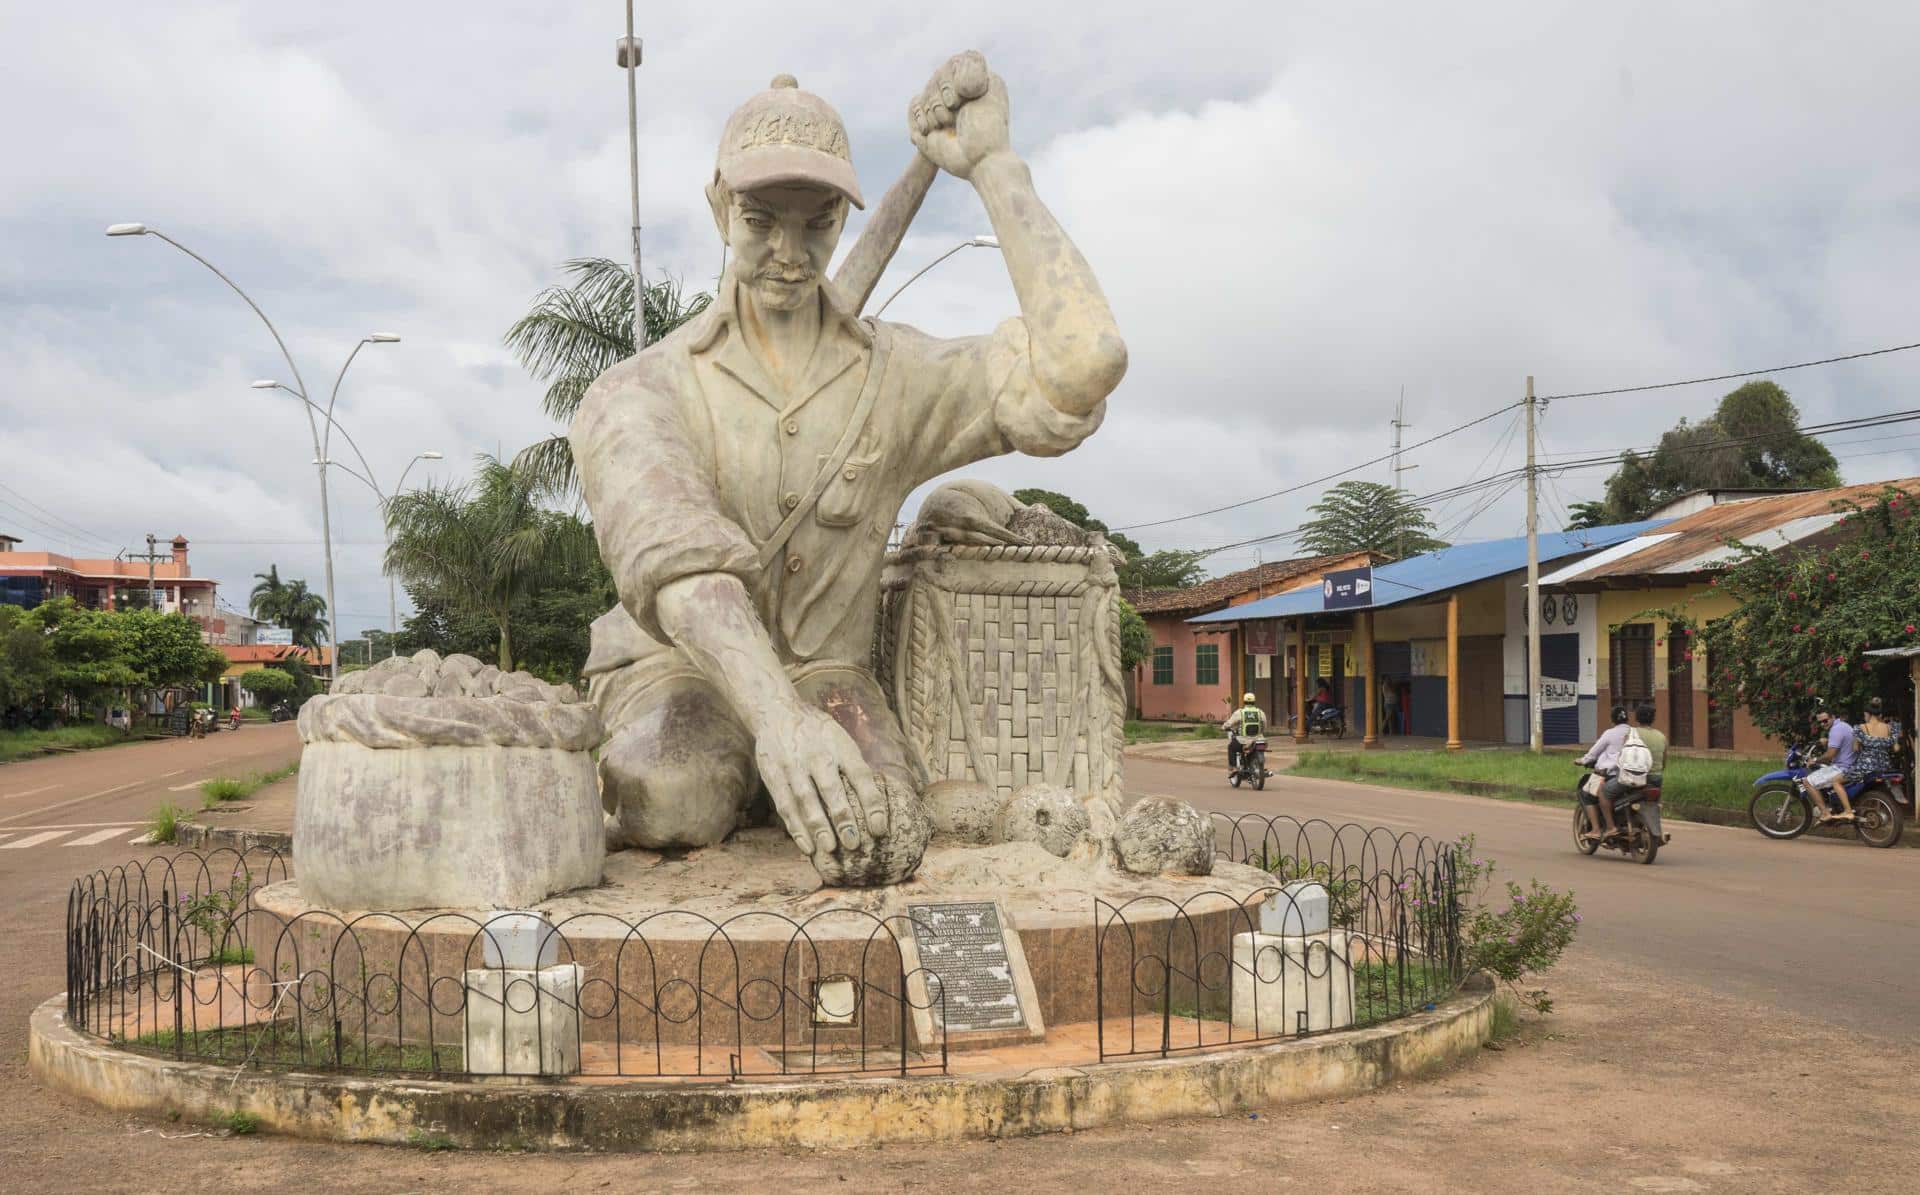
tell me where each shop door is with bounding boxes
[1541,633,1581,745]
[1668,646,1694,748]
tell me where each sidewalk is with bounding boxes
[176,774,295,852]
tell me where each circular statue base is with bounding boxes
[249,829,1280,1054]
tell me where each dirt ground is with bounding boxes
[8,950,1913,1194]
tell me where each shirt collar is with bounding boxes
[688,276,871,415]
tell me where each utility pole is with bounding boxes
[145,533,157,608]
[618,3,647,352]
[1390,390,1416,559]
[1525,375,1543,753]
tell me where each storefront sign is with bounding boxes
[1322,567,1373,610]
[1246,625,1278,656]
[1541,678,1579,710]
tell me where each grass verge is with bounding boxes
[121,1023,461,1074]
[0,723,128,764]
[1125,719,1217,745]
[1289,747,1770,812]
[199,761,299,809]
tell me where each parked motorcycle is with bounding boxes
[1287,705,1347,739]
[1227,731,1269,790]
[1748,744,1906,848]
[1572,768,1668,864]
[268,701,294,723]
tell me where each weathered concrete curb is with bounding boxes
[173,822,292,853]
[30,978,1494,1152]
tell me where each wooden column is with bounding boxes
[1361,610,1378,749]
[1446,593,1463,751]
[1294,618,1310,744]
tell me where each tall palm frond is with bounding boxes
[249,565,288,623]
[504,259,713,499]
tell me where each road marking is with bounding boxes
[167,779,212,792]
[160,769,185,779]
[1,830,69,849]
[1,785,57,801]
[0,780,144,825]
[66,827,139,846]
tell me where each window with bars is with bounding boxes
[1195,643,1219,685]
[1151,646,1174,685]
[1610,623,1655,703]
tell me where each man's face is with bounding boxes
[725,184,846,311]
[1818,713,1833,734]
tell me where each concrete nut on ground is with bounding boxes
[998,783,1091,858]
[1116,794,1216,875]
[922,779,1008,844]
[294,650,606,910]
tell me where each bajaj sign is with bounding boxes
[1321,566,1372,610]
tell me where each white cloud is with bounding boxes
[4,1,1919,630]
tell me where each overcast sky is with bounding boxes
[5,1,1919,634]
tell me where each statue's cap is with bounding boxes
[716,74,864,209]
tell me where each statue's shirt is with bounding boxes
[573,281,1105,681]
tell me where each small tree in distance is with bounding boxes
[1299,481,1448,558]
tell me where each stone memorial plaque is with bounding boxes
[907,901,1026,1033]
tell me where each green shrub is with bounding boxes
[224,1111,259,1136]
[146,802,183,844]
[1450,834,1579,1014]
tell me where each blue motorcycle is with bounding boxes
[1748,743,1907,848]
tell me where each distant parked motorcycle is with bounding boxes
[1748,744,1906,848]
[1287,705,1347,739]
[1572,767,1668,864]
[268,701,294,724]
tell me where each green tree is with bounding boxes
[276,580,329,651]
[1116,598,1151,670]
[1652,487,1918,741]
[1597,381,1839,522]
[0,603,54,710]
[39,599,139,710]
[1298,480,1447,557]
[118,609,227,690]
[236,667,296,705]
[384,455,599,673]
[1565,500,1610,531]
[249,565,289,623]
[504,260,714,498]
[1011,487,1207,590]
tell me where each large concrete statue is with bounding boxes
[573,52,1127,888]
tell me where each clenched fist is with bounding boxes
[908,50,1010,180]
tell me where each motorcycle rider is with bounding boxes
[1577,705,1633,840]
[1223,693,1269,776]
[1805,707,1858,822]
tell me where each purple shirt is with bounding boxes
[1828,719,1856,770]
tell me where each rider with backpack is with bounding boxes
[1580,702,1666,841]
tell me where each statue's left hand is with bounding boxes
[909,51,1009,180]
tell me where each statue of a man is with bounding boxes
[573,52,1126,886]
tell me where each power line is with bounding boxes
[1112,401,1526,532]
[1537,339,1920,401]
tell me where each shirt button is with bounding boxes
[786,556,804,574]
[784,420,799,435]
[842,467,858,481]
[781,492,800,511]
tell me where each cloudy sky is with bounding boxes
[5,1,1919,634]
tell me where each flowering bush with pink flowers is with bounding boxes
[1448,835,1579,1014]
[1641,487,1919,741]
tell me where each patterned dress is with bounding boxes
[1845,727,1894,781]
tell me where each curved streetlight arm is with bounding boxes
[143,230,320,452]
[393,453,437,498]
[319,458,380,497]
[269,383,384,498]
[324,338,370,460]
[872,242,974,318]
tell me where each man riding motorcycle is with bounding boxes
[1578,702,1664,840]
[1223,693,1269,776]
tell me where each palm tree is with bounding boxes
[277,580,329,652]
[249,565,289,624]
[383,455,597,672]
[504,259,713,499]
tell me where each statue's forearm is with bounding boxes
[971,152,1127,415]
[655,573,799,736]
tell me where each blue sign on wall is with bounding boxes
[1321,567,1373,610]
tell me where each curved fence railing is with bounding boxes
[63,814,1468,1080]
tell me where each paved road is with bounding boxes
[1129,756,1920,1040]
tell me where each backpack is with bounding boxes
[1617,727,1652,788]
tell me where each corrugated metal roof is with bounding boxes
[1126,551,1376,616]
[1542,478,1920,585]
[1189,519,1670,624]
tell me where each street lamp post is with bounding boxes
[109,219,401,686]
[616,3,646,352]
[307,444,441,658]
[871,235,1000,317]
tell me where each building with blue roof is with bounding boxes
[1184,520,1670,747]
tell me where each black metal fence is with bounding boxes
[63,814,1466,1081]
[1091,815,1465,1061]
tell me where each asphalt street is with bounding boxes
[1130,755,1920,1040]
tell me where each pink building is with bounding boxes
[0,533,219,631]
[1128,551,1378,721]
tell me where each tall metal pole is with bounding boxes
[620,4,646,352]
[145,533,157,608]
[1525,375,1543,753]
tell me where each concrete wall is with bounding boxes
[1591,586,1774,755]
[1137,614,1237,721]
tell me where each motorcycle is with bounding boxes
[1748,744,1906,848]
[228,708,243,731]
[268,701,294,724]
[1227,731,1269,790]
[1572,768,1668,864]
[1287,704,1347,739]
